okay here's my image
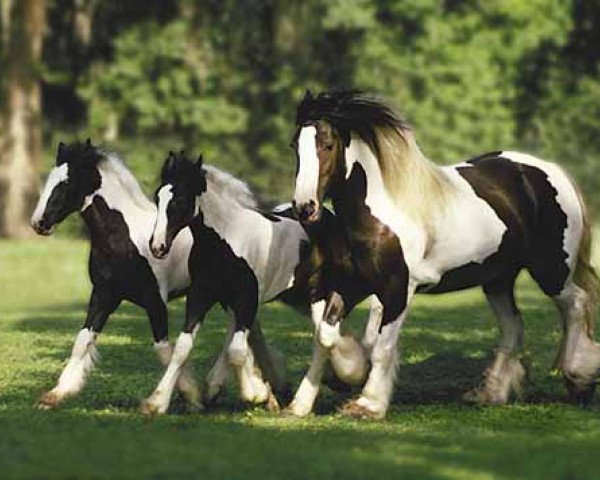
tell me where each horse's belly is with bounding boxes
[417,261,505,294]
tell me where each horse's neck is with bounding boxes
[196,188,246,236]
[332,140,430,265]
[82,171,154,241]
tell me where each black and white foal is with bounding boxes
[30,140,201,408]
[292,91,600,418]
[141,152,380,415]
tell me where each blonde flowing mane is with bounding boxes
[296,91,453,232]
[373,125,451,231]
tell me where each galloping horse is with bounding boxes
[29,140,280,409]
[292,91,600,418]
[141,152,380,416]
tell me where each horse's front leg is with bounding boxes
[341,282,416,419]
[145,295,202,411]
[38,288,121,409]
[285,299,329,416]
[140,289,211,415]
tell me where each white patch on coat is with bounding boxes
[421,166,508,275]
[294,126,320,207]
[152,184,174,250]
[30,163,69,224]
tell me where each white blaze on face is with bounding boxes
[30,163,69,225]
[152,184,174,249]
[294,126,320,207]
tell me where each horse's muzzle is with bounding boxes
[31,220,53,236]
[292,199,321,225]
[149,236,169,259]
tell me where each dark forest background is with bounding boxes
[1,0,599,237]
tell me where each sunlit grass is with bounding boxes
[0,236,599,479]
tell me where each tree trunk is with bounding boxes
[0,0,46,238]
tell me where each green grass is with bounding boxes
[1,236,599,479]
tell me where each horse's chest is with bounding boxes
[85,198,160,301]
[190,223,259,306]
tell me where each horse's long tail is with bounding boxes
[572,185,600,339]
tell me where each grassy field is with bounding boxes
[1,235,600,479]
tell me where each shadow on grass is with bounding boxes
[1,404,600,480]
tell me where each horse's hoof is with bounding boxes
[186,399,205,414]
[140,399,164,416]
[462,387,504,405]
[37,391,62,410]
[201,387,223,409]
[265,389,280,413]
[281,401,311,418]
[564,377,596,407]
[338,399,383,420]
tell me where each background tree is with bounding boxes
[0,0,598,238]
[0,0,47,238]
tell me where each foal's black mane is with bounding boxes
[160,151,210,198]
[160,151,205,184]
[295,90,409,146]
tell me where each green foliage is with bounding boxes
[79,20,247,139]
[39,0,600,214]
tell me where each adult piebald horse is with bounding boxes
[292,90,600,419]
[29,140,284,410]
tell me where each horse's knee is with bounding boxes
[318,321,341,348]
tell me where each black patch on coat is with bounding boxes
[185,214,259,331]
[332,162,410,326]
[435,153,570,296]
[81,196,169,340]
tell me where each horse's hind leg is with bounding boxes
[227,300,278,410]
[553,281,600,405]
[465,274,527,404]
[202,321,234,407]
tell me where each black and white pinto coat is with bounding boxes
[141,154,379,415]
[292,92,600,418]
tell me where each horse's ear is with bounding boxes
[165,151,176,171]
[304,89,314,100]
[196,154,203,167]
[56,142,68,165]
[86,138,92,147]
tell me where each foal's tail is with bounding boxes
[572,185,600,339]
